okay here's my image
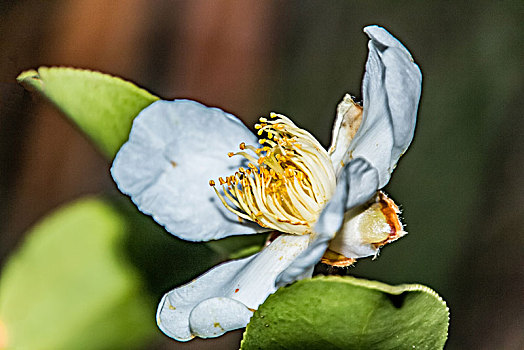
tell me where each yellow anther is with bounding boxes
[209,111,336,236]
[209,180,216,186]
[228,152,234,157]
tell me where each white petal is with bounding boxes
[156,256,252,341]
[346,26,422,188]
[189,298,253,339]
[156,234,309,341]
[328,94,363,175]
[230,234,310,308]
[316,158,379,236]
[327,207,379,258]
[276,234,327,287]
[111,99,267,241]
[277,158,378,284]
[328,191,406,259]
[364,25,414,57]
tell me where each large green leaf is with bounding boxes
[242,276,449,350]
[17,67,158,158]
[0,198,157,349]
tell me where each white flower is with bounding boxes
[111,25,421,341]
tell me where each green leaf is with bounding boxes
[206,233,267,260]
[0,198,157,349]
[241,276,449,350]
[17,67,159,158]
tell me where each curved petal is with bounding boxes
[111,99,267,241]
[156,234,310,341]
[328,191,406,259]
[346,26,422,188]
[328,94,363,175]
[277,158,378,284]
[156,256,251,342]
[276,234,328,287]
[316,157,379,237]
[189,298,252,339]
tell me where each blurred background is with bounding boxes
[0,0,522,349]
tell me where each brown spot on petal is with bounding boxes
[340,97,363,141]
[170,160,177,167]
[329,95,363,157]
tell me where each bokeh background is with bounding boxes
[1,0,522,349]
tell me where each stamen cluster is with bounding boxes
[210,113,336,234]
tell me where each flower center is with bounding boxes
[210,113,336,234]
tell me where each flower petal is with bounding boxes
[157,256,251,341]
[111,99,267,241]
[346,26,422,188]
[276,234,328,287]
[316,158,380,237]
[277,158,378,284]
[328,94,363,175]
[156,234,310,341]
[328,191,406,259]
[189,298,252,339]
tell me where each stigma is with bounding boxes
[210,113,336,234]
